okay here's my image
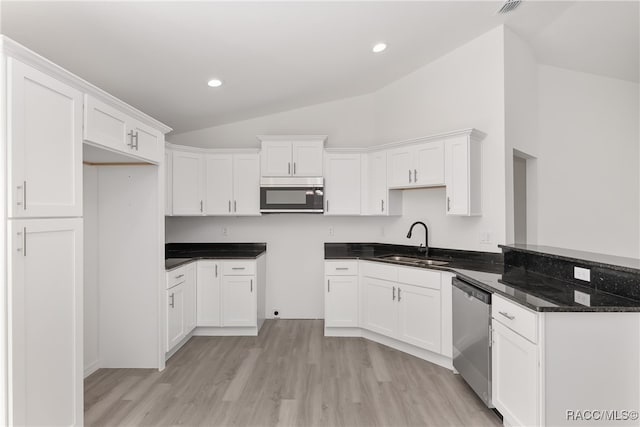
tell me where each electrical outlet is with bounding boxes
[273,309,280,318]
[328,227,334,236]
[222,227,228,236]
[574,290,591,306]
[479,231,493,244]
[574,266,591,282]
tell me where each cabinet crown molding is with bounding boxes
[0,35,172,134]
[165,142,259,154]
[256,135,328,143]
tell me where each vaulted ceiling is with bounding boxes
[1,1,637,134]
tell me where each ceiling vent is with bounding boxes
[496,0,522,14]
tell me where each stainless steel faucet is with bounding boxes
[407,221,429,256]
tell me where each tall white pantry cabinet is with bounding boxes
[1,36,171,426]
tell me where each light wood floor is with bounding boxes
[85,320,502,427]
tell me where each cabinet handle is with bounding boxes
[228,200,231,212]
[335,267,349,271]
[447,197,451,212]
[250,279,253,293]
[234,200,237,212]
[408,170,412,183]
[127,130,135,149]
[392,286,396,301]
[175,274,184,279]
[17,227,26,256]
[398,287,402,302]
[327,279,331,292]
[169,293,175,308]
[414,169,417,182]
[232,267,245,270]
[200,200,203,212]
[215,264,218,277]
[134,131,139,150]
[498,311,515,320]
[17,181,27,210]
[381,199,384,212]
[288,162,291,175]
[293,162,296,175]
[326,200,329,212]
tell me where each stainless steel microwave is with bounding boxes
[260,177,324,213]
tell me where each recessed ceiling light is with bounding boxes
[207,79,223,88]
[372,43,387,53]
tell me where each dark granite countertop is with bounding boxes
[326,243,640,313]
[165,243,267,271]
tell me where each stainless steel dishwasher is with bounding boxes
[452,276,493,408]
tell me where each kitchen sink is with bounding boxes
[377,255,449,266]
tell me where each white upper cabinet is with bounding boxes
[204,154,234,215]
[8,58,83,218]
[258,136,326,177]
[444,134,482,216]
[84,95,163,164]
[170,147,260,216]
[233,154,261,215]
[388,141,444,189]
[363,151,402,216]
[172,150,204,215]
[324,152,361,215]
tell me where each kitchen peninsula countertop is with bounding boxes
[165,243,267,271]
[325,243,640,313]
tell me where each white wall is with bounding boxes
[169,93,375,149]
[536,65,640,258]
[504,28,539,245]
[167,27,508,319]
[83,165,99,376]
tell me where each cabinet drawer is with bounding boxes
[167,266,187,289]
[325,261,358,276]
[223,260,256,275]
[397,266,441,290]
[492,295,538,343]
[360,261,398,282]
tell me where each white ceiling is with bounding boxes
[1,1,637,134]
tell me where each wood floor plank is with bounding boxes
[85,319,502,427]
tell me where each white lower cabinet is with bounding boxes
[8,218,83,427]
[326,261,445,357]
[492,320,539,427]
[196,260,221,327]
[324,261,359,327]
[222,275,257,327]
[165,263,196,353]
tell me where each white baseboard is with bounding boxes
[192,326,259,336]
[83,359,101,378]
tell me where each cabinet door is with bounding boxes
[131,120,162,163]
[387,147,413,188]
[9,218,82,427]
[414,141,445,186]
[184,263,197,334]
[172,151,204,215]
[397,284,441,352]
[233,154,261,215]
[324,153,361,215]
[368,151,387,215]
[164,150,172,215]
[166,283,185,352]
[9,58,83,218]
[492,321,539,427]
[292,141,323,176]
[360,277,397,338]
[444,136,470,215]
[222,276,257,327]
[204,154,233,215]
[84,94,128,154]
[196,261,221,327]
[325,275,358,327]
[260,141,292,176]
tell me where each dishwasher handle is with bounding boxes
[452,277,492,304]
